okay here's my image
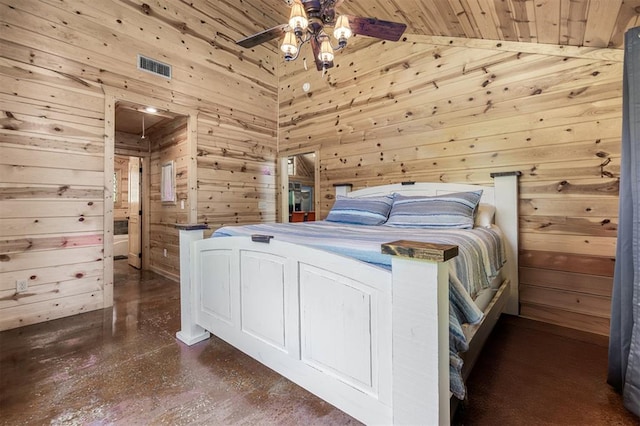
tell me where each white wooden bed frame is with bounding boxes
[176,172,520,425]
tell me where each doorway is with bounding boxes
[279,150,320,223]
[113,100,190,274]
[105,90,198,303]
[113,154,142,268]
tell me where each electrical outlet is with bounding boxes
[16,279,28,293]
[163,248,167,257]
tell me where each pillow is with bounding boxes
[474,203,496,228]
[385,190,483,229]
[325,194,394,225]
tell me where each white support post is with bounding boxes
[384,241,456,426]
[491,171,521,315]
[175,225,210,345]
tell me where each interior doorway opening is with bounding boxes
[112,100,188,275]
[279,150,320,223]
[112,154,143,269]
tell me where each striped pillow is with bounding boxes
[386,190,483,229]
[325,194,394,225]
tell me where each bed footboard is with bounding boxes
[176,229,455,425]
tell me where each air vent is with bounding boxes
[137,54,172,79]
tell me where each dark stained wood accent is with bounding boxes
[490,171,522,178]
[381,240,458,262]
[347,16,407,41]
[174,224,209,231]
[236,24,288,48]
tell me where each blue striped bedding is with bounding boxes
[212,221,506,399]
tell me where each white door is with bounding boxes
[128,157,142,269]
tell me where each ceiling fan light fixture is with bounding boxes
[319,37,334,63]
[281,31,299,60]
[289,2,308,36]
[236,1,406,74]
[333,15,352,47]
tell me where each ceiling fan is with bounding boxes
[236,0,407,72]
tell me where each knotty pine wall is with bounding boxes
[147,116,188,280]
[278,35,622,336]
[197,114,277,230]
[0,73,106,330]
[0,0,278,330]
[0,0,623,336]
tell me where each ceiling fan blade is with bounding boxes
[236,24,288,48]
[347,16,407,41]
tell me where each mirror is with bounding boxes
[286,152,316,222]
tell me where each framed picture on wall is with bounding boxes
[161,160,176,204]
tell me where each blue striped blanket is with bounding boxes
[212,221,506,399]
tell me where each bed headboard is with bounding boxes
[346,182,495,207]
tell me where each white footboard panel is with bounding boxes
[192,237,393,424]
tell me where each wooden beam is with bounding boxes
[404,35,624,62]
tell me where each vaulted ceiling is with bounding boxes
[230,0,640,50]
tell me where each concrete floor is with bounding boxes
[454,316,638,425]
[0,260,636,425]
[0,261,357,425]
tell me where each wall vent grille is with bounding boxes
[137,54,172,79]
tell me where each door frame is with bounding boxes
[103,86,198,308]
[278,147,320,223]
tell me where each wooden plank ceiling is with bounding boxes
[115,101,181,135]
[231,0,640,50]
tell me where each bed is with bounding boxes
[175,172,520,425]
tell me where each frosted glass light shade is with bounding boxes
[333,15,352,40]
[289,3,308,31]
[319,38,334,62]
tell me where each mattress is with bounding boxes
[213,220,506,300]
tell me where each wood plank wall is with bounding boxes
[197,113,277,232]
[0,64,106,330]
[278,35,622,336]
[147,116,188,280]
[0,0,278,330]
[0,0,623,336]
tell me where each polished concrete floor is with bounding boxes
[0,260,637,425]
[454,316,638,426]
